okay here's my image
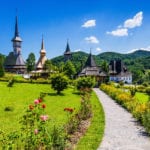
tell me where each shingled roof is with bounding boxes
[4,52,26,67]
[64,41,71,55]
[79,52,107,77]
[84,52,96,67]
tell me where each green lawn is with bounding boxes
[0,82,105,149]
[135,92,149,103]
[0,82,81,132]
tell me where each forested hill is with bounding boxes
[51,50,150,68]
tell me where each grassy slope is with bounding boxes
[0,82,81,132]
[75,91,105,150]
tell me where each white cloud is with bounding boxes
[82,19,96,28]
[124,11,143,29]
[96,47,102,52]
[84,36,99,44]
[107,28,128,37]
[127,46,150,53]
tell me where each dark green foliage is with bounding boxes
[76,77,95,91]
[26,53,36,72]
[50,73,69,94]
[0,55,5,77]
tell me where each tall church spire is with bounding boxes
[15,16,19,37]
[12,16,22,42]
[65,39,71,53]
[36,37,47,70]
[12,16,22,55]
[41,36,44,50]
[64,39,72,61]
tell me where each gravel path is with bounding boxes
[93,88,150,150]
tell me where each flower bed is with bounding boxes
[100,84,150,135]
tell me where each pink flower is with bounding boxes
[34,129,38,135]
[40,115,48,121]
[34,99,39,105]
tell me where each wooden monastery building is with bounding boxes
[4,16,26,74]
[78,52,107,85]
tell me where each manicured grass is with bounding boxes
[0,82,81,132]
[0,82,105,149]
[75,91,105,150]
[135,92,149,103]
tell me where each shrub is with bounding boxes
[76,77,95,91]
[50,73,69,94]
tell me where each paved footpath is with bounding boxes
[93,88,150,150]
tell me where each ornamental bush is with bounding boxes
[76,76,95,91]
[50,73,69,94]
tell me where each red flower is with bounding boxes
[42,104,46,109]
[29,104,34,110]
[64,108,74,113]
[39,99,42,103]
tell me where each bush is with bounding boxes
[76,77,95,91]
[50,73,69,94]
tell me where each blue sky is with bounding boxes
[0,0,150,60]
